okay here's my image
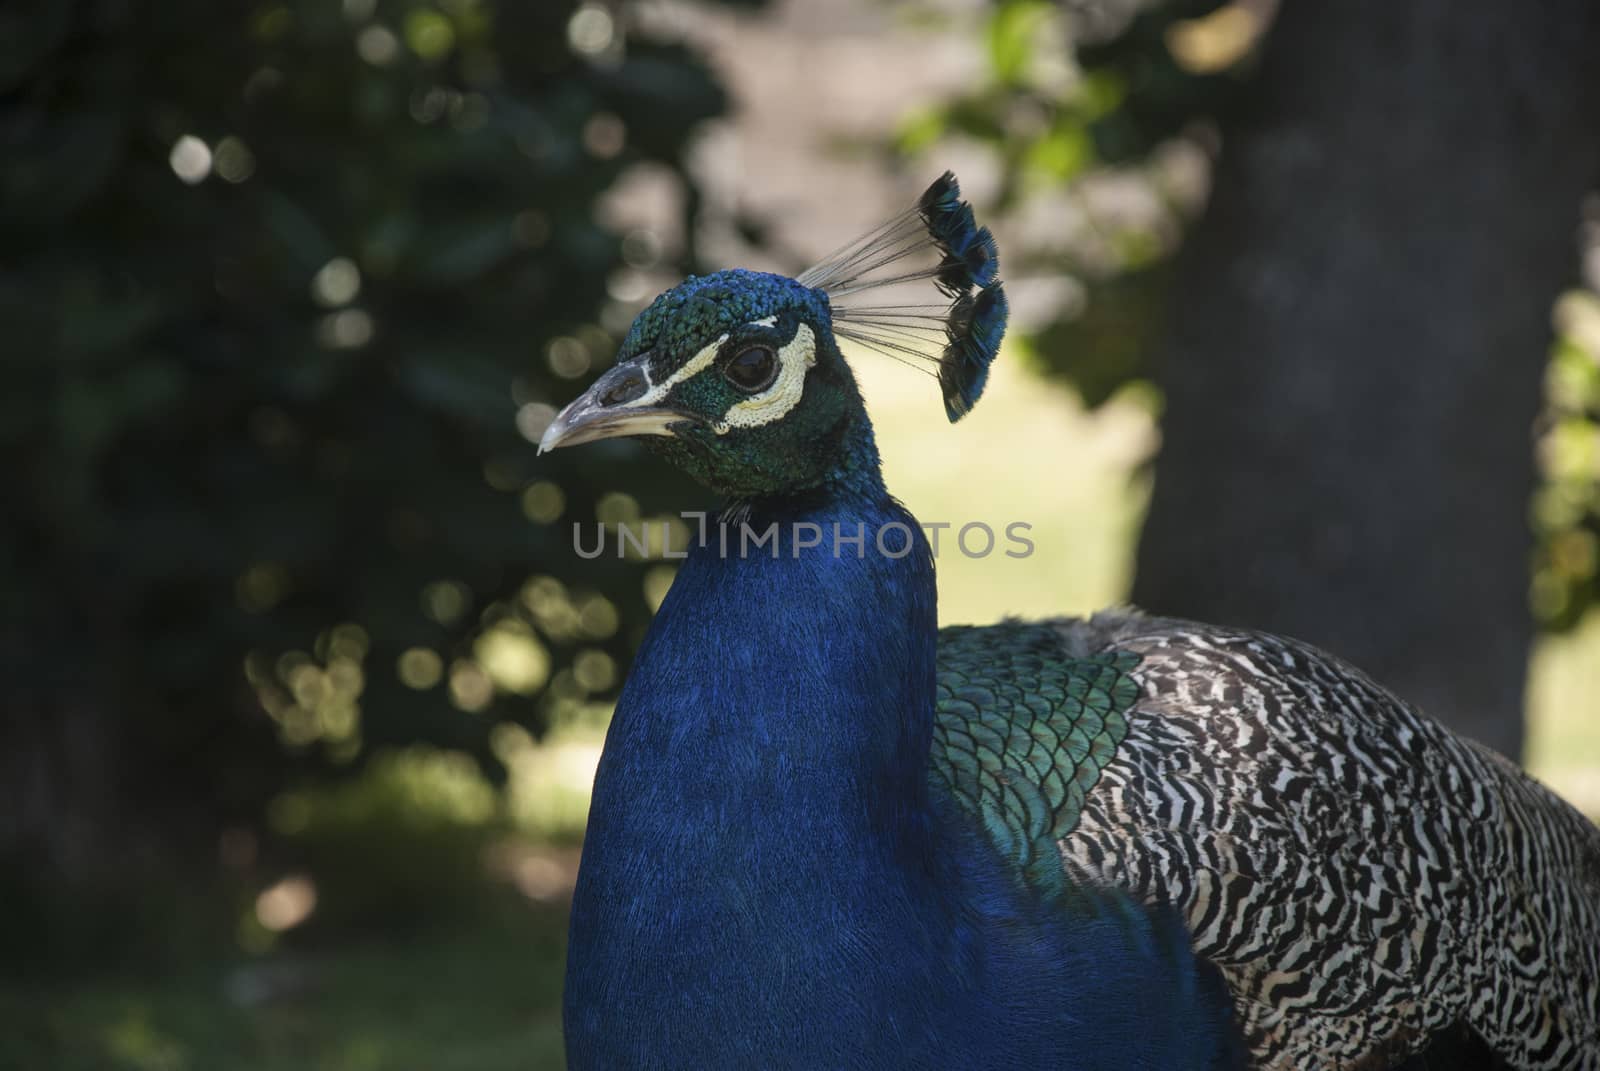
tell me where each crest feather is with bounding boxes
[797,172,1008,422]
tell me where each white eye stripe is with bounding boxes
[627,333,728,409]
[716,323,817,432]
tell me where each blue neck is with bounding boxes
[564,461,1241,1069]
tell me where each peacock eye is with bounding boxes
[724,345,778,393]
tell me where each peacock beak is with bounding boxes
[537,352,693,454]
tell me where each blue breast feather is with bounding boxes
[563,491,1242,1069]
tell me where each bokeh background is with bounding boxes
[5,0,1599,1067]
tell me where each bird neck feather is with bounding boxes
[594,481,938,838]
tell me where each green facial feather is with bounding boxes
[931,622,1140,902]
[620,270,831,366]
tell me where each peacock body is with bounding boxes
[544,173,1600,1070]
[938,616,1600,1069]
[562,491,1242,1069]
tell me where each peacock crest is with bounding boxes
[798,171,1009,422]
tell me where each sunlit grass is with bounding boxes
[1527,612,1600,815]
[855,339,1155,623]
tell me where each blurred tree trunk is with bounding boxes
[1132,1,1600,758]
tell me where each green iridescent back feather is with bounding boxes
[931,622,1140,903]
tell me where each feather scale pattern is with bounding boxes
[933,622,1138,900]
[932,612,1600,1071]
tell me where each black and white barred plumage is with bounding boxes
[1047,611,1600,1070]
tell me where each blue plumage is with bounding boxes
[948,225,1001,289]
[919,172,999,293]
[940,280,1007,421]
[917,172,1006,418]
[917,170,964,220]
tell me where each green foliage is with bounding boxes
[893,0,1244,404]
[1072,0,1240,165]
[0,0,753,872]
[1032,262,1174,408]
[1,899,570,1070]
[986,0,1059,88]
[1533,294,1600,629]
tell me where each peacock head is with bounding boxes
[539,173,1008,501]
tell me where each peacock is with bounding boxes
[541,173,1600,1070]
